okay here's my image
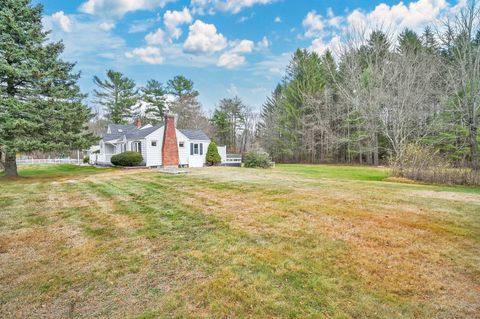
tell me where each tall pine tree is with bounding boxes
[93,70,138,124]
[167,75,203,128]
[0,0,96,177]
[142,79,167,124]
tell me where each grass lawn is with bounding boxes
[0,164,115,179]
[0,164,479,318]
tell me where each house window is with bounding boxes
[190,143,203,155]
[179,142,184,148]
[132,141,142,153]
[151,141,157,147]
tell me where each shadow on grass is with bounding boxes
[0,164,115,182]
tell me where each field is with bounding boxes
[0,164,479,318]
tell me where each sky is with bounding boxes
[35,0,465,112]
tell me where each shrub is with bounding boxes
[206,142,222,166]
[243,150,272,168]
[111,151,143,167]
[83,156,90,164]
[390,144,479,186]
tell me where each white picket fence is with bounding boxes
[16,158,83,165]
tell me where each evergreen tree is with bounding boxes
[93,70,138,124]
[167,75,204,129]
[212,97,246,151]
[259,85,287,161]
[142,79,167,124]
[0,0,96,177]
[398,29,422,54]
[422,26,439,54]
[167,75,198,98]
[211,110,231,146]
[206,142,222,166]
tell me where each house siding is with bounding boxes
[145,127,164,167]
[187,140,209,168]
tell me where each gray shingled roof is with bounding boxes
[179,129,210,141]
[102,124,136,142]
[126,124,164,139]
[101,124,210,142]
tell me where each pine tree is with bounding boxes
[212,97,246,150]
[167,75,204,128]
[398,29,422,54]
[206,142,222,166]
[142,80,167,124]
[167,75,198,98]
[0,0,96,177]
[422,26,439,54]
[93,70,138,124]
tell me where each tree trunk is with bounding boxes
[4,151,18,177]
[469,124,479,171]
[373,134,379,166]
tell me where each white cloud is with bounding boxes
[191,0,274,14]
[303,11,325,38]
[301,0,458,60]
[217,52,246,69]
[274,16,282,23]
[99,21,115,31]
[51,11,72,32]
[183,20,228,54]
[79,0,173,17]
[126,46,164,64]
[164,8,192,39]
[326,8,342,27]
[216,39,256,69]
[310,35,342,56]
[128,16,159,33]
[257,36,270,50]
[145,28,166,45]
[254,52,291,77]
[42,14,125,64]
[346,0,448,32]
[230,39,254,53]
[227,83,239,96]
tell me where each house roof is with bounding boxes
[178,129,210,141]
[103,124,136,142]
[101,123,210,142]
[126,124,164,139]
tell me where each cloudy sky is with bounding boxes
[36,0,465,112]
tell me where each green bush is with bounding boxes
[206,142,222,166]
[111,151,143,167]
[243,150,272,168]
[83,156,90,164]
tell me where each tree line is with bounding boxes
[91,72,209,131]
[258,2,480,173]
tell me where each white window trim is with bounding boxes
[132,141,142,153]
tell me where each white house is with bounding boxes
[89,114,226,168]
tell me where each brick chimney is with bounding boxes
[162,113,179,167]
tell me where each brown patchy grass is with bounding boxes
[0,165,479,318]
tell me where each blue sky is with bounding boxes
[35,0,463,112]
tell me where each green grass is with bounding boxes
[276,163,389,181]
[0,164,114,179]
[0,165,478,318]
